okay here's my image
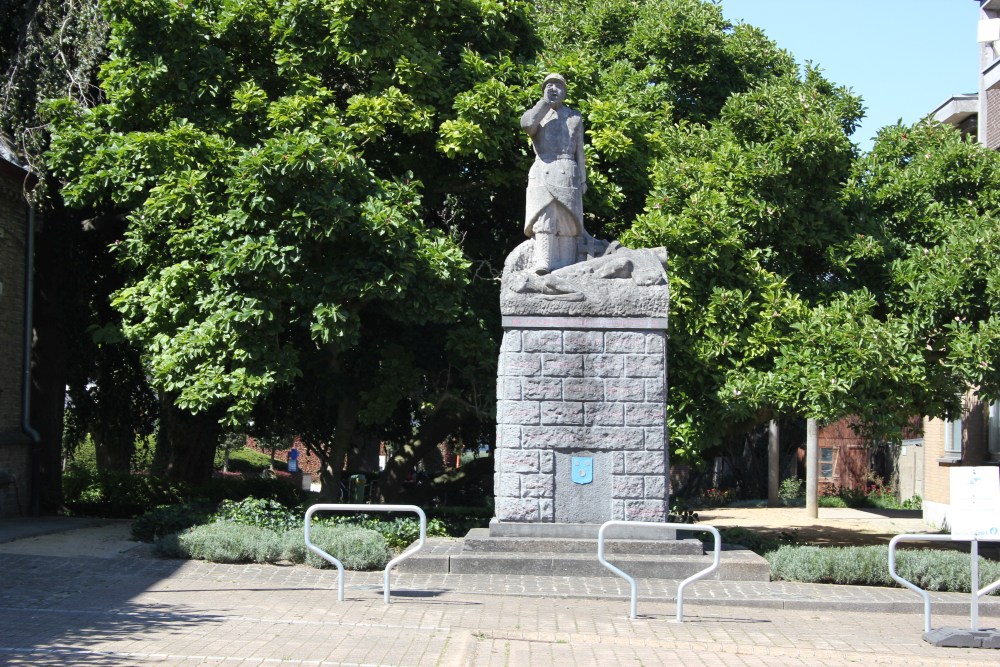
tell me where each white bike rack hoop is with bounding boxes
[304,503,427,604]
[597,520,722,621]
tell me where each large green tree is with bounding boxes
[527,0,865,460]
[531,0,1000,463]
[47,0,538,490]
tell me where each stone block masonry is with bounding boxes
[495,319,668,524]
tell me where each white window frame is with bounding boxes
[944,416,963,454]
[819,447,835,478]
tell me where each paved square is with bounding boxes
[0,550,997,666]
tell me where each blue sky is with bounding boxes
[722,0,981,151]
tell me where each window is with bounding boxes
[820,447,834,478]
[944,417,963,454]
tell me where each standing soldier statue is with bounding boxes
[521,73,590,274]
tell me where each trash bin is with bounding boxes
[349,474,366,503]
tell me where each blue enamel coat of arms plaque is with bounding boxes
[571,456,593,485]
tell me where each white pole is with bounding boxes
[805,418,819,519]
[768,420,780,507]
[971,538,980,631]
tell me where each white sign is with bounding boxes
[979,18,1000,44]
[950,467,1000,541]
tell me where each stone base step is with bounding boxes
[463,527,703,555]
[396,537,771,581]
[487,519,677,540]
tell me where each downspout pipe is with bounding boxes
[21,202,41,516]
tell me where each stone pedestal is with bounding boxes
[494,315,668,526]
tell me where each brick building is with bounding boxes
[0,140,33,517]
[814,420,873,492]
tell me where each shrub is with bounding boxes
[64,470,190,518]
[151,532,187,559]
[215,447,287,474]
[832,485,868,507]
[374,517,444,551]
[668,497,698,523]
[429,506,493,536]
[159,522,283,563]
[282,525,393,570]
[766,544,1000,593]
[817,494,848,508]
[194,475,308,506]
[778,477,803,501]
[315,514,450,551]
[132,502,215,542]
[62,460,97,504]
[700,487,737,507]
[718,526,798,555]
[213,497,299,533]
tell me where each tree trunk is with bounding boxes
[317,396,360,501]
[155,394,222,484]
[29,207,75,512]
[346,428,379,472]
[92,427,134,473]
[379,410,460,503]
[426,456,493,502]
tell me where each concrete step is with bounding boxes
[396,537,771,581]
[449,550,769,580]
[462,528,704,555]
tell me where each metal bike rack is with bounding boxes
[304,503,427,604]
[889,533,1000,633]
[597,520,721,621]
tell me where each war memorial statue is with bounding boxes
[492,74,671,535]
[520,73,589,274]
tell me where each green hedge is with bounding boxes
[131,502,215,541]
[65,469,309,519]
[314,513,450,551]
[282,525,392,570]
[155,523,283,563]
[153,521,392,570]
[766,544,1000,593]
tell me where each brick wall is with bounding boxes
[0,443,29,516]
[0,173,29,516]
[923,395,992,507]
[816,419,869,491]
[494,326,668,523]
[921,417,950,505]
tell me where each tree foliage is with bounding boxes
[529,0,806,232]
[40,0,1000,489]
[47,0,539,486]
[2,0,107,184]
[532,0,1000,461]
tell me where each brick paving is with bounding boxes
[0,551,998,666]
